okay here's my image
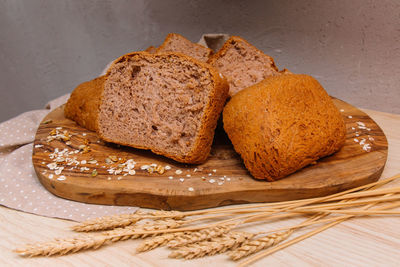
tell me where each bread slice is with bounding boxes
[64,75,106,132]
[223,74,346,181]
[98,52,229,164]
[208,36,279,97]
[156,33,213,62]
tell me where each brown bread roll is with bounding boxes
[64,75,106,132]
[223,74,346,181]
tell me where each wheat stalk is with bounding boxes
[229,230,294,261]
[167,224,234,248]
[236,197,400,266]
[169,231,254,259]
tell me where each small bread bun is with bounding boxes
[223,74,346,181]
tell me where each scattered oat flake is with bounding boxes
[107,177,111,180]
[359,139,366,145]
[369,137,375,141]
[193,168,198,172]
[212,169,217,173]
[208,173,212,176]
[354,138,359,142]
[129,170,136,175]
[186,174,191,177]
[141,165,150,170]
[82,133,87,136]
[35,144,43,148]
[348,115,352,118]
[47,163,57,170]
[188,187,194,192]
[218,182,224,185]
[180,178,185,182]
[117,177,122,180]
[56,127,62,130]
[175,170,183,175]
[363,143,372,152]
[209,179,215,184]
[357,121,365,126]
[227,178,231,181]
[168,176,174,180]
[165,165,171,170]
[351,127,356,130]
[49,174,54,179]
[57,176,66,181]
[81,160,87,164]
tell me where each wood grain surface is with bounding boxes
[32,99,388,210]
[2,108,400,267]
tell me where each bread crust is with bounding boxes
[156,33,213,62]
[100,51,229,164]
[223,74,346,181]
[64,75,106,132]
[144,46,157,54]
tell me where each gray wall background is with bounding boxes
[1,0,399,123]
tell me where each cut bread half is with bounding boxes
[208,36,279,96]
[157,33,213,62]
[98,52,229,164]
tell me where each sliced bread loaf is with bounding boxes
[208,36,279,97]
[223,74,346,181]
[156,33,213,62]
[64,75,106,132]
[98,52,229,164]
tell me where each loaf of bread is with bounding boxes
[208,36,279,97]
[96,51,228,164]
[64,75,106,132]
[223,74,346,181]
[157,33,213,62]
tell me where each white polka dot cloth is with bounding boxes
[0,94,138,222]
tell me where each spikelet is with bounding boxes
[72,211,146,232]
[167,224,233,248]
[229,230,293,261]
[169,231,254,260]
[136,232,186,252]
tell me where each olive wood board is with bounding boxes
[32,99,388,211]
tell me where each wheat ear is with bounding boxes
[229,230,293,260]
[15,219,184,257]
[169,231,254,260]
[136,232,186,252]
[72,212,145,232]
[167,224,234,248]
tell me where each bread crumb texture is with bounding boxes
[223,74,346,181]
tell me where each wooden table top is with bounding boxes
[1,108,400,267]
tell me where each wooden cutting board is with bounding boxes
[32,98,388,211]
